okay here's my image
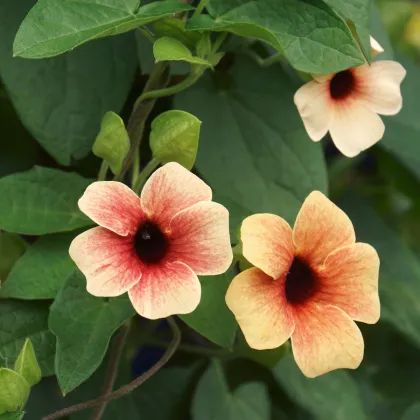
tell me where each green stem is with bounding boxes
[212,32,228,53]
[131,147,140,188]
[98,161,109,181]
[137,27,156,44]
[193,0,208,16]
[137,68,205,103]
[133,158,160,194]
[243,50,283,67]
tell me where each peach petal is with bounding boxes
[329,100,385,157]
[316,243,380,324]
[226,268,295,350]
[69,227,142,297]
[241,214,294,279]
[128,261,201,319]
[291,303,364,378]
[370,36,384,57]
[355,61,406,116]
[78,182,144,236]
[293,191,355,268]
[168,201,232,275]
[141,162,212,228]
[294,79,332,141]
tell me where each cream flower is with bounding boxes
[69,162,233,320]
[226,191,380,378]
[294,37,406,157]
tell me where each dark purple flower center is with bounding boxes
[134,221,168,264]
[285,257,317,304]
[330,70,355,100]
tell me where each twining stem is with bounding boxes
[97,161,109,181]
[42,317,181,420]
[133,158,160,194]
[90,322,131,420]
[193,0,208,16]
[131,147,141,188]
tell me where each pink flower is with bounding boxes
[294,37,406,157]
[225,191,380,378]
[69,162,232,319]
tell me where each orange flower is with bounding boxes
[226,192,380,378]
[294,37,406,157]
[70,162,232,320]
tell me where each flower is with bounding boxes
[225,191,380,378]
[69,162,233,320]
[294,37,406,157]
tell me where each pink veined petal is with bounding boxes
[226,267,295,350]
[78,182,145,236]
[329,99,385,157]
[141,162,212,229]
[168,201,232,276]
[291,303,364,378]
[69,227,142,297]
[294,79,332,142]
[355,61,406,116]
[316,243,380,324]
[241,214,294,279]
[293,191,356,269]
[128,261,201,320]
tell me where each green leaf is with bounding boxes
[153,37,212,67]
[0,167,93,235]
[0,0,138,165]
[0,233,27,282]
[14,0,194,58]
[1,233,76,300]
[0,369,29,414]
[13,339,42,387]
[49,270,135,394]
[192,360,270,420]
[188,0,365,74]
[370,1,394,60]
[339,193,420,349]
[0,300,56,377]
[402,403,420,420]
[322,0,371,61]
[175,56,327,234]
[93,112,130,175]
[150,110,201,170]
[273,354,368,420]
[380,54,420,181]
[179,272,237,348]
[0,412,24,420]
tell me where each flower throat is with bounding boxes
[134,222,168,264]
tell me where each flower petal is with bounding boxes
[316,243,380,324]
[329,100,385,157]
[241,214,294,279]
[78,182,144,236]
[294,80,332,141]
[226,267,295,350]
[370,36,384,57]
[168,201,232,275]
[128,261,201,319]
[355,61,406,116]
[293,191,355,268]
[141,162,212,228]
[291,303,364,378]
[69,227,142,297]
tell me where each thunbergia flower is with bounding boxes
[226,191,380,378]
[294,37,406,157]
[69,162,232,320]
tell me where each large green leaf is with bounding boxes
[179,272,237,349]
[49,270,135,394]
[14,0,193,58]
[380,54,420,182]
[274,354,368,420]
[175,56,327,233]
[0,0,138,165]
[1,233,77,300]
[339,193,420,348]
[0,167,93,235]
[0,300,55,376]
[188,0,365,74]
[192,360,270,420]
